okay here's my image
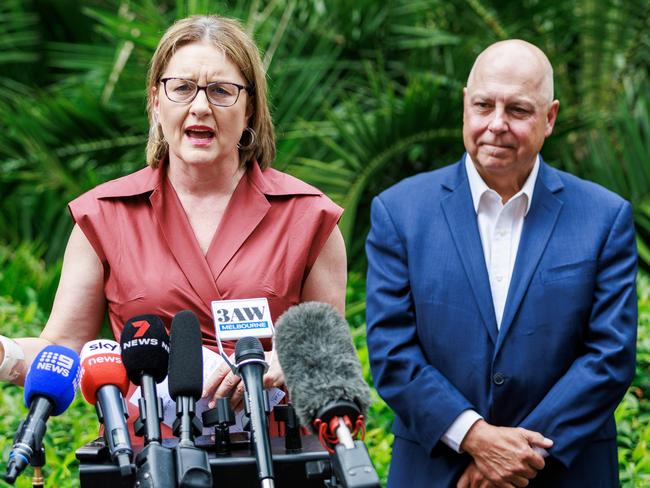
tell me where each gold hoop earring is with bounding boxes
[237,127,256,150]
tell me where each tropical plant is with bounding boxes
[1,0,648,267]
[0,1,650,487]
[567,80,650,268]
[616,273,650,486]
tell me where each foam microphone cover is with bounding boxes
[168,310,204,400]
[274,302,371,430]
[120,314,169,385]
[79,340,130,405]
[24,345,80,416]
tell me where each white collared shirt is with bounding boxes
[466,154,539,328]
[440,154,540,453]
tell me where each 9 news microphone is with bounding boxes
[235,336,275,488]
[5,345,80,484]
[79,340,133,477]
[120,314,175,488]
[275,302,380,488]
[168,310,212,487]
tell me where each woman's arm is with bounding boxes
[300,225,347,314]
[262,225,347,388]
[0,224,106,385]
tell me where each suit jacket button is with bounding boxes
[493,372,506,385]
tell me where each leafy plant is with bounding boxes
[616,273,650,486]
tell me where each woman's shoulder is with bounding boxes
[81,166,159,200]
[255,165,342,216]
[254,165,322,196]
[69,165,159,217]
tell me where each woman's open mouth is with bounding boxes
[185,126,215,146]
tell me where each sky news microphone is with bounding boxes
[5,345,80,484]
[168,310,212,487]
[80,340,133,477]
[235,336,274,488]
[275,302,379,488]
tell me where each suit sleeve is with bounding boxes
[365,196,474,454]
[519,200,637,467]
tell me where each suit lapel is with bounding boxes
[441,161,498,343]
[496,162,564,351]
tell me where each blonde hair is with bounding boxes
[145,15,275,169]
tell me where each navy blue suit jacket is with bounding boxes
[365,157,638,487]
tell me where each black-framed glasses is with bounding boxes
[160,78,252,107]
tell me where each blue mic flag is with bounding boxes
[24,345,80,416]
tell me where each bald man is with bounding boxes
[366,40,637,487]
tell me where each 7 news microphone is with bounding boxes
[120,314,175,488]
[5,345,80,484]
[275,302,380,488]
[79,340,133,477]
[235,336,275,488]
[168,310,212,487]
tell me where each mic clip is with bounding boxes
[95,396,129,424]
[134,396,164,438]
[275,403,302,453]
[172,399,203,439]
[313,400,366,453]
[202,399,236,456]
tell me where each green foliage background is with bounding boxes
[0,0,649,486]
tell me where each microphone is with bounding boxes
[235,336,275,488]
[5,345,80,484]
[168,310,212,487]
[275,302,380,488]
[120,314,175,488]
[79,340,133,477]
[120,314,169,444]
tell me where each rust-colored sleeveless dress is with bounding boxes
[68,161,342,440]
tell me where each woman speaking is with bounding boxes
[0,15,346,435]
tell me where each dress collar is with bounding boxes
[95,161,323,200]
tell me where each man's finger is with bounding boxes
[511,474,530,487]
[520,428,553,449]
[527,452,546,471]
[456,467,471,488]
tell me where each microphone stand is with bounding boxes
[172,396,212,487]
[133,375,176,488]
[275,404,302,453]
[202,398,235,456]
[30,446,44,488]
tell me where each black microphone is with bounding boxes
[235,336,275,488]
[168,310,212,487]
[120,314,175,488]
[120,314,169,444]
[5,345,80,484]
[275,302,380,488]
